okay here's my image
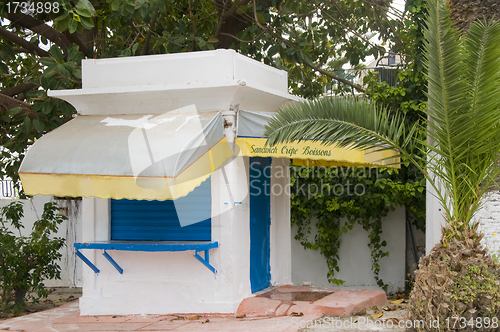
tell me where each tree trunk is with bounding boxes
[447,0,500,31]
[14,288,27,307]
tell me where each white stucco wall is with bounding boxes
[475,191,500,257]
[426,179,447,254]
[0,196,82,287]
[78,156,292,315]
[291,207,406,293]
[79,169,246,314]
[270,157,292,285]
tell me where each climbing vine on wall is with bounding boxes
[291,0,427,290]
[290,165,425,290]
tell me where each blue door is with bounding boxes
[249,157,271,293]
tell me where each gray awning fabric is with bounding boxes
[19,106,233,200]
[237,110,273,138]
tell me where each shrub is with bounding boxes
[0,201,66,313]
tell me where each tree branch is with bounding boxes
[12,47,33,54]
[188,0,195,51]
[63,31,91,57]
[7,13,70,53]
[1,82,38,97]
[141,9,159,55]
[214,0,258,48]
[218,31,265,43]
[129,22,145,39]
[0,93,32,110]
[222,0,252,20]
[0,27,49,57]
[214,0,230,40]
[310,0,383,52]
[304,61,366,93]
[250,0,366,93]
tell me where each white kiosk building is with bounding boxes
[19,50,397,315]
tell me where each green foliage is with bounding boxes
[266,96,426,288]
[364,0,427,120]
[266,0,500,241]
[423,0,500,236]
[0,41,84,197]
[290,165,425,289]
[362,0,428,231]
[0,0,402,193]
[285,0,428,289]
[0,201,66,313]
[451,264,500,314]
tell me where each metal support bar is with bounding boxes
[194,249,217,274]
[103,250,123,274]
[406,209,420,265]
[75,249,100,274]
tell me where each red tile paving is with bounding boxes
[237,286,387,318]
[0,286,388,332]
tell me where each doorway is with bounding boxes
[249,157,272,293]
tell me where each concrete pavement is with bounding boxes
[0,287,388,332]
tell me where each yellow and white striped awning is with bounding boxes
[235,110,400,168]
[19,106,233,200]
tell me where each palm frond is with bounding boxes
[423,0,467,216]
[463,20,500,146]
[423,0,500,227]
[264,97,416,161]
[263,0,500,236]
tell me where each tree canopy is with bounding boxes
[0,0,403,192]
[264,0,500,236]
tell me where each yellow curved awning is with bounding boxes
[19,107,233,200]
[235,110,400,168]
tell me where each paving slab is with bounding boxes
[237,286,387,318]
[313,289,388,317]
[237,296,283,316]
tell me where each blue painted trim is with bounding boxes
[74,241,219,252]
[75,249,100,274]
[102,250,123,274]
[194,250,217,274]
[237,135,345,142]
[73,242,219,274]
[236,135,268,138]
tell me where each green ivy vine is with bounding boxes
[290,0,427,291]
[290,165,425,290]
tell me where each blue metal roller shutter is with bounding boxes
[111,177,212,241]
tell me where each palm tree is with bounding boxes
[264,0,500,327]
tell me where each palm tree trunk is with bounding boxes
[447,0,500,31]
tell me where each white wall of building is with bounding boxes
[0,196,82,287]
[78,156,292,315]
[79,171,247,315]
[476,191,500,257]
[270,158,292,285]
[426,179,447,255]
[291,207,406,293]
